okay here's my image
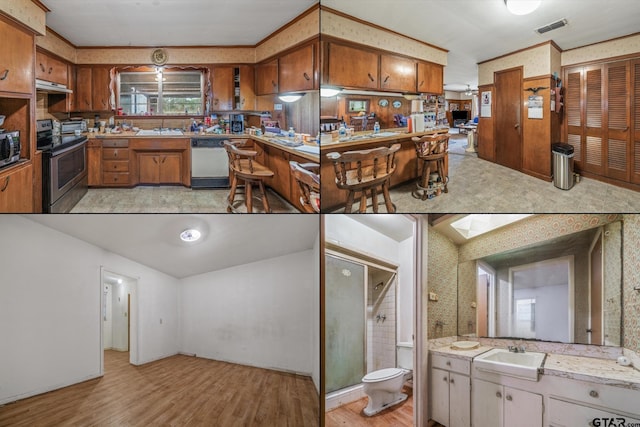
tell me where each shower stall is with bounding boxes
[325,249,398,399]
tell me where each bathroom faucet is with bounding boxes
[508,340,526,353]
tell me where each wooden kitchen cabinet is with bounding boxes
[279,43,316,93]
[237,65,256,110]
[75,66,93,111]
[0,15,34,95]
[0,162,33,212]
[87,139,102,186]
[211,66,234,111]
[417,61,444,94]
[264,145,291,200]
[472,379,542,427]
[380,54,416,93]
[138,153,182,184]
[101,140,130,186]
[92,66,112,111]
[49,64,76,114]
[255,59,279,95]
[326,42,379,90]
[36,50,68,85]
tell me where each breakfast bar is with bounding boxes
[320,128,450,212]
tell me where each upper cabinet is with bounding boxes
[278,43,317,93]
[75,65,112,112]
[255,59,278,95]
[0,16,34,95]
[210,65,256,111]
[324,40,444,94]
[35,51,68,86]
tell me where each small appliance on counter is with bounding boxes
[230,114,244,134]
[0,130,21,169]
[61,119,87,135]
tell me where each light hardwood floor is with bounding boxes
[325,386,414,427]
[0,350,319,426]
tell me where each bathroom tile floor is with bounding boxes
[70,185,299,213]
[327,134,640,213]
[325,386,413,426]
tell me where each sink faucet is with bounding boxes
[508,340,526,353]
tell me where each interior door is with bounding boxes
[495,68,522,170]
[589,233,603,345]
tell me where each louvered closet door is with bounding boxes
[584,65,605,175]
[633,60,640,184]
[605,61,630,181]
[565,68,584,168]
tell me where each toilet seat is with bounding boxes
[362,368,404,383]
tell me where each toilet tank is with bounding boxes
[397,342,413,370]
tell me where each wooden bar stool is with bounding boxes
[326,144,400,213]
[224,140,274,213]
[289,161,320,213]
[411,134,449,200]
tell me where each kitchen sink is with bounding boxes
[474,348,546,381]
[136,129,184,136]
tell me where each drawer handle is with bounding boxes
[496,392,502,399]
[0,176,9,192]
[303,72,311,81]
[367,72,375,82]
[450,378,455,384]
[443,376,448,382]
[589,390,599,398]
[113,152,118,157]
[0,69,9,81]
[505,395,512,401]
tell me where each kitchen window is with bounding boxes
[118,70,204,115]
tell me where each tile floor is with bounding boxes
[71,186,299,213]
[332,135,640,213]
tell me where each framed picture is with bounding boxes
[348,99,369,112]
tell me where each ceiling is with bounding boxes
[322,0,640,92]
[27,214,318,279]
[349,214,415,242]
[40,0,318,47]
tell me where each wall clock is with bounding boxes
[151,48,168,66]
[378,99,389,107]
[392,100,402,109]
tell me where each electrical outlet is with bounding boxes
[429,292,438,301]
[274,103,283,111]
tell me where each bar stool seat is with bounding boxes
[290,161,320,213]
[326,144,400,213]
[224,140,274,213]
[411,134,449,200]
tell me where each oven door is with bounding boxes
[47,141,88,212]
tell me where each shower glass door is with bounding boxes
[325,253,365,393]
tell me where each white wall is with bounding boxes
[514,284,569,342]
[111,280,132,352]
[398,236,414,344]
[312,232,320,393]
[179,250,315,375]
[103,284,113,349]
[0,216,180,405]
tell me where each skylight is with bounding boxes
[450,214,533,240]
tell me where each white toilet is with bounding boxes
[361,342,413,416]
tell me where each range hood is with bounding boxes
[35,79,73,94]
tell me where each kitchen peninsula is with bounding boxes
[320,127,449,211]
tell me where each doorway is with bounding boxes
[100,268,138,373]
[495,67,523,171]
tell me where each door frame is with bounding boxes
[588,229,604,345]
[477,261,496,337]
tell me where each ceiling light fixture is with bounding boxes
[465,85,473,96]
[278,93,305,103]
[180,228,201,242]
[504,0,541,15]
[320,86,342,97]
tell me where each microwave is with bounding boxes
[0,131,20,168]
[61,120,87,134]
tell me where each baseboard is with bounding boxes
[522,168,552,182]
[134,351,180,366]
[190,353,313,378]
[0,372,103,406]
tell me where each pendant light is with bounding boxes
[504,0,541,15]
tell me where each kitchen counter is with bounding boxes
[543,353,640,391]
[320,127,449,153]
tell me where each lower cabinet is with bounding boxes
[549,398,640,426]
[0,162,33,212]
[430,354,471,427]
[472,379,542,427]
[138,153,182,184]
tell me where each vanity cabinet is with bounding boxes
[472,379,542,427]
[549,398,640,426]
[430,354,471,427]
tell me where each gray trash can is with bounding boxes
[552,143,575,190]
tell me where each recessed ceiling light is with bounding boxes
[504,0,541,15]
[180,229,201,242]
[117,278,122,284]
[451,214,533,240]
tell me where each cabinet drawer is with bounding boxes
[102,148,129,160]
[103,160,129,172]
[102,139,129,148]
[432,354,470,375]
[102,172,129,185]
[549,398,640,427]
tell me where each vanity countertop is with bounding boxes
[543,353,640,391]
[431,345,493,361]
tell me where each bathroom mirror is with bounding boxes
[457,221,622,346]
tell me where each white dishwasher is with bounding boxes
[190,137,230,188]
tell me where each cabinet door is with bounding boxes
[431,368,450,426]
[138,154,160,184]
[473,379,503,427]
[76,67,93,111]
[0,18,34,94]
[36,51,67,85]
[504,387,542,427]
[92,66,112,111]
[159,154,182,183]
[211,67,234,111]
[449,372,470,427]
[238,65,256,110]
[279,44,315,93]
[633,60,640,184]
[255,59,279,95]
[380,54,416,93]
[265,146,290,200]
[0,164,33,212]
[417,61,444,94]
[327,43,378,90]
[604,61,630,182]
[87,141,102,186]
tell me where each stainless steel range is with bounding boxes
[37,119,88,213]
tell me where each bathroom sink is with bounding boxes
[450,341,480,350]
[474,348,546,381]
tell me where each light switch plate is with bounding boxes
[274,103,283,111]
